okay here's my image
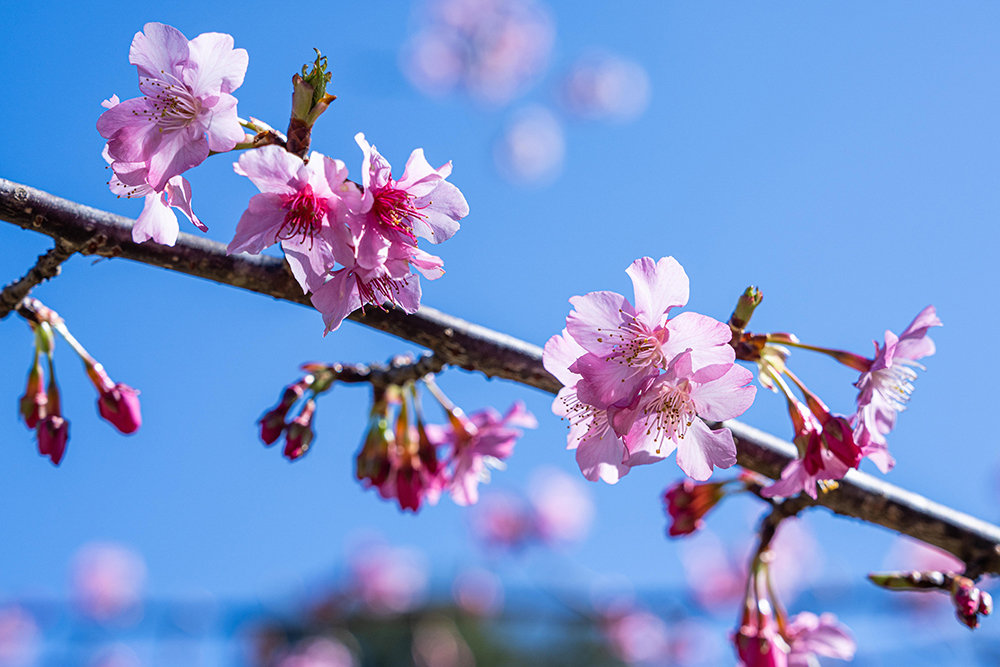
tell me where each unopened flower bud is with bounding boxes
[19,357,46,428]
[97,383,142,434]
[662,479,726,537]
[287,50,336,157]
[37,415,69,466]
[258,378,311,446]
[284,400,316,461]
[979,591,993,616]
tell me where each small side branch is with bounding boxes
[309,353,446,390]
[0,237,88,320]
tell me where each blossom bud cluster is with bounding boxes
[543,256,756,483]
[743,306,942,500]
[735,552,856,667]
[355,381,535,512]
[98,23,469,333]
[258,367,338,461]
[17,300,141,465]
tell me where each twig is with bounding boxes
[0,237,87,319]
[309,353,446,390]
[3,178,1000,575]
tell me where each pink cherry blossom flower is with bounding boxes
[543,329,630,484]
[853,305,941,473]
[528,466,594,544]
[347,543,429,615]
[566,256,736,410]
[0,606,40,667]
[228,145,360,293]
[103,125,206,247]
[784,612,856,666]
[97,23,248,191]
[71,542,147,622]
[762,399,854,500]
[352,133,467,274]
[426,401,536,505]
[617,351,756,481]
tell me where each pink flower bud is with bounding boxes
[952,576,981,617]
[734,625,789,667]
[37,416,68,466]
[663,479,725,537]
[979,591,993,616]
[258,380,309,446]
[284,400,316,461]
[19,360,46,429]
[97,384,142,434]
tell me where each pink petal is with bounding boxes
[661,312,736,370]
[566,290,635,354]
[398,148,444,196]
[573,352,656,410]
[183,31,248,95]
[129,23,189,82]
[393,277,423,314]
[203,93,245,153]
[311,269,362,334]
[690,364,757,422]
[543,332,587,387]
[575,427,630,484]
[411,181,467,244]
[227,192,288,255]
[97,97,161,158]
[674,420,737,481]
[234,145,301,195]
[132,192,179,246]
[163,176,207,231]
[761,459,814,500]
[409,248,445,280]
[146,128,209,191]
[626,256,689,323]
[282,238,337,294]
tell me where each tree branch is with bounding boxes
[3,178,1000,576]
[0,237,88,319]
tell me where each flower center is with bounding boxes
[641,381,695,453]
[596,312,664,369]
[871,359,922,412]
[559,390,613,445]
[356,273,410,311]
[140,77,203,132]
[371,187,427,241]
[279,184,328,245]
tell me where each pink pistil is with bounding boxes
[371,187,427,241]
[278,184,328,244]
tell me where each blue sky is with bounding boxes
[1,0,999,646]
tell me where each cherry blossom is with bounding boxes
[228,145,359,293]
[566,256,735,410]
[543,329,629,484]
[426,401,536,505]
[853,305,941,473]
[618,351,756,481]
[97,23,248,191]
[785,612,856,666]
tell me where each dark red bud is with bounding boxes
[97,383,142,434]
[37,416,68,466]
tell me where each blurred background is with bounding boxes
[1,0,999,664]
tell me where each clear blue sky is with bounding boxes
[1,0,999,646]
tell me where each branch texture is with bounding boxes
[3,178,1000,575]
[0,237,86,319]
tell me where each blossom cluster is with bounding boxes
[97,23,469,332]
[258,371,533,512]
[355,382,536,512]
[18,299,141,465]
[543,256,757,482]
[752,306,941,499]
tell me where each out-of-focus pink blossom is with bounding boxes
[402,0,555,105]
[494,106,565,185]
[277,638,357,667]
[452,568,504,616]
[785,612,856,666]
[0,606,40,667]
[412,618,475,667]
[853,305,941,473]
[528,466,594,544]
[560,53,651,122]
[603,609,671,665]
[71,543,147,622]
[87,645,143,667]
[426,401,536,506]
[472,492,536,549]
[348,544,429,615]
[97,23,248,191]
